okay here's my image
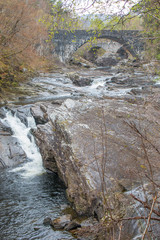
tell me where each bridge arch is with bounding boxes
[74,38,129,64]
[75,36,135,58]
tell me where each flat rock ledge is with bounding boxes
[32,95,160,222]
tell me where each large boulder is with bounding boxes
[0,106,35,168]
[67,72,93,87]
[96,56,118,67]
[50,214,72,229]
[0,120,26,168]
[30,104,49,125]
[33,96,160,222]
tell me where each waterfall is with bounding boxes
[1,110,45,178]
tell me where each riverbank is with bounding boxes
[0,54,65,106]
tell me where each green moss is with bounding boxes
[156,54,160,61]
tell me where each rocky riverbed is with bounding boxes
[0,59,160,239]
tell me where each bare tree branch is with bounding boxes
[142,194,158,240]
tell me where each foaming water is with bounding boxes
[31,73,132,99]
[2,110,45,178]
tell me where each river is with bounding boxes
[0,65,158,239]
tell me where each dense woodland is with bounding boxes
[0,0,49,89]
[0,0,160,90]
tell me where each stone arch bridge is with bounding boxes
[53,30,144,62]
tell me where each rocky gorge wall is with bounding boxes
[31,95,160,226]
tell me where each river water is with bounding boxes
[0,170,74,240]
[0,66,158,239]
[0,111,75,240]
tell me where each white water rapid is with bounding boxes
[2,110,45,178]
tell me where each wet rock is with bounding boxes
[0,107,26,167]
[64,220,81,231]
[0,108,27,168]
[69,57,93,68]
[50,90,58,95]
[51,100,63,106]
[31,104,48,125]
[0,157,6,168]
[16,106,32,126]
[40,104,47,113]
[0,121,12,136]
[130,87,153,96]
[50,214,72,229]
[0,132,26,168]
[0,108,6,119]
[69,73,93,87]
[110,77,118,83]
[130,88,143,95]
[33,122,58,172]
[43,217,51,226]
[75,77,93,87]
[96,57,118,67]
[34,227,40,231]
[18,96,26,101]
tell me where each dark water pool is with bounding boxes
[0,169,75,240]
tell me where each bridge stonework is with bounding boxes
[53,30,144,62]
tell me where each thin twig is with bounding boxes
[130,194,160,217]
[122,216,160,222]
[118,221,123,240]
[142,194,157,240]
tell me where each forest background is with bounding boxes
[0,0,159,90]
